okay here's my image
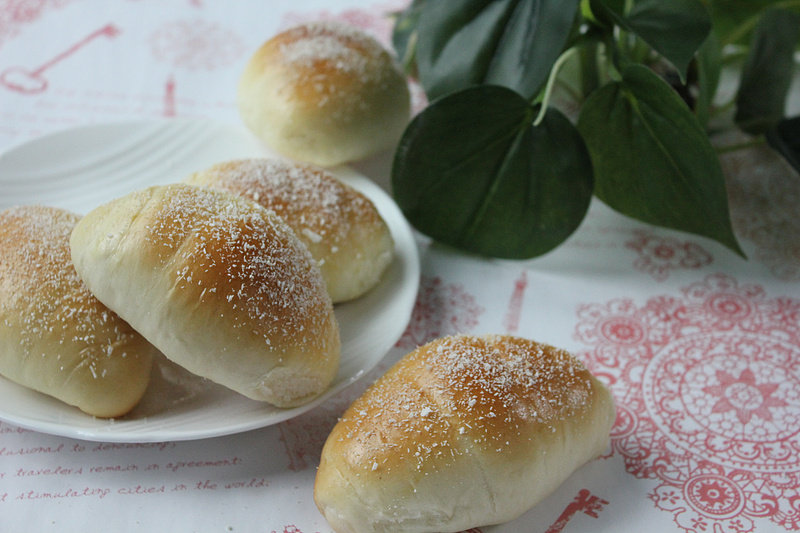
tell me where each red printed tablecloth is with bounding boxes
[0,1,798,532]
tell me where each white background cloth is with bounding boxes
[1,1,799,532]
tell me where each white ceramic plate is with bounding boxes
[0,119,420,442]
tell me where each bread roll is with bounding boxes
[69,184,340,408]
[314,334,615,532]
[0,206,155,418]
[186,158,394,302]
[237,21,411,166]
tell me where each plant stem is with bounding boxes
[534,47,579,126]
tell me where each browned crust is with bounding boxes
[0,205,154,417]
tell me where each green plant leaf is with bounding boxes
[735,8,800,135]
[392,85,594,259]
[766,116,800,174]
[588,0,624,27]
[695,31,722,127]
[592,0,711,79]
[577,64,744,256]
[391,0,426,76]
[708,0,791,45]
[414,0,581,100]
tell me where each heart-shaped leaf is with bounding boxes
[414,0,581,100]
[708,0,787,45]
[588,0,624,27]
[577,64,744,256]
[735,8,800,135]
[695,31,722,127]
[392,85,593,258]
[592,0,711,79]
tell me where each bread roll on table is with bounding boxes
[69,184,340,408]
[237,21,411,166]
[186,158,394,302]
[0,206,155,418]
[314,334,615,533]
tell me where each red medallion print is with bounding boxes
[576,273,800,532]
[396,275,484,349]
[683,474,745,518]
[0,0,74,48]
[626,229,713,281]
[149,19,244,70]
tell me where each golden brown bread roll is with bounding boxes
[0,206,155,418]
[69,184,340,408]
[314,334,615,532]
[237,21,411,166]
[185,158,394,303]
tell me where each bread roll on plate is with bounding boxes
[0,206,155,418]
[186,158,394,303]
[314,334,615,533]
[69,184,340,408]
[237,21,411,166]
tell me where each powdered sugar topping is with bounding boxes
[142,185,334,352]
[277,21,385,79]
[188,158,379,255]
[0,205,142,378]
[266,21,401,114]
[340,334,597,471]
